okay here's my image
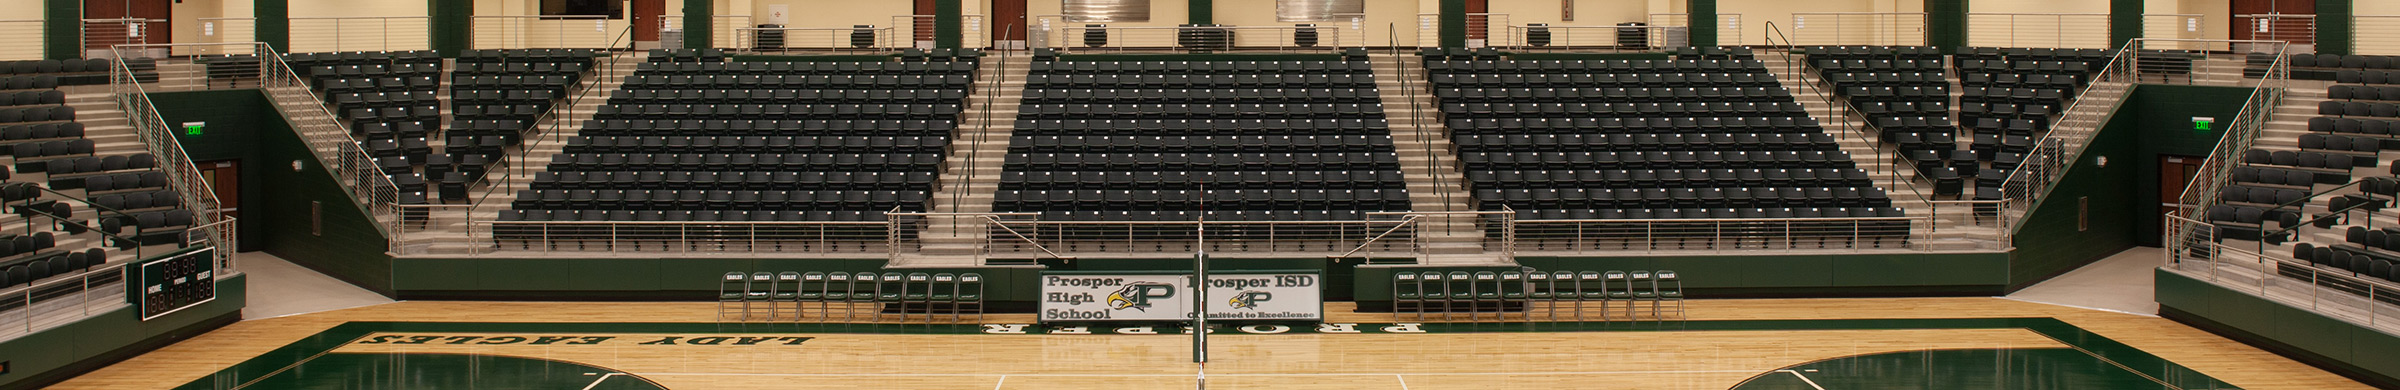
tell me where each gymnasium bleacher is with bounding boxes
[492,49,979,247]
[0,57,195,318]
[1425,46,1906,241]
[994,55,1410,226]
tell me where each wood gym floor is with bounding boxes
[48,297,2371,390]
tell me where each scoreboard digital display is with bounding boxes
[139,248,216,320]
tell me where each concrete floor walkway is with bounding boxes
[236,251,393,319]
[2006,246,2164,315]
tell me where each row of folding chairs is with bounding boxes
[623,74,974,89]
[1455,133,1839,153]
[1433,86,1795,103]
[718,271,984,323]
[1445,116,1822,134]
[1461,150,1859,171]
[1476,186,1895,210]
[1421,59,1768,74]
[641,61,976,75]
[1392,269,1685,322]
[1026,88,1380,104]
[1426,73,1781,88]
[1439,102,1808,119]
[1467,168,1873,190]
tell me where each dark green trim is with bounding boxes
[1686,0,1716,48]
[1188,0,1212,25]
[149,89,396,295]
[934,0,962,48]
[428,0,473,57]
[2157,270,2400,388]
[1,275,245,390]
[2317,0,2352,55]
[255,0,289,53]
[41,0,76,60]
[1926,0,1967,50]
[1439,0,1464,48]
[682,0,712,49]
[2109,0,2141,49]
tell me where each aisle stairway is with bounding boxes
[1370,53,1507,265]
[905,55,1026,266]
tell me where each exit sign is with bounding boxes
[181,121,205,136]
[2191,117,2214,131]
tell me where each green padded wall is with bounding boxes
[683,0,712,49]
[1189,0,1212,25]
[2317,0,2352,55]
[429,0,472,57]
[2008,85,2248,290]
[150,90,398,296]
[2110,0,2141,49]
[256,0,288,52]
[1686,0,1716,48]
[2158,270,2400,387]
[0,275,243,390]
[42,0,76,60]
[935,0,961,48]
[1439,0,1464,47]
[1926,0,1966,50]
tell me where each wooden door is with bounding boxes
[2158,155,2206,219]
[1465,0,1489,41]
[915,0,936,41]
[2230,0,2313,43]
[84,0,172,49]
[198,160,240,220]
[994,0,1028,42]
[631,0,665,42]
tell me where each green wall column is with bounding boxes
[683,0,712,49]
[2318,0,2352,55]
[1926,0,1967,50]
[2110,0,2140,49]
[1439,0,1464,47]
[428,0,472,57]
[41,0,76,60]
[256,0,288,52]
[935,0,960,48]
[1686,0,1716,47]
[1190,0,1212,25]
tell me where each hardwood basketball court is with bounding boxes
[54,298,2367,389]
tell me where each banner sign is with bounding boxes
[1039,272,1323,322]
[1202,273,1322,321]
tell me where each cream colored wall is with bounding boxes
[1210,0,1421,48]
[2363,1,2400,15]
[0,0,38,60]
[1025,0,1189,48]
[1723,0,1874,45]
[1968,0,2105,14]
[1476,0,1650,46]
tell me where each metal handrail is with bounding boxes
[443,25,638,255]
[1995,39,2139,230]
[1764,22,1927,213]
[1788,12,1927,47]
[951,24,1014,218]
[0,264,129,339]
[1965,13,2111,49]
[106,43,240,271]
[2164,217,2400,332]
[2167,40,2289,237]
[1390,24,1446,218]
[286,16,431,53]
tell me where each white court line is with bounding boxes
[581,372,627,390]
[992,375,1007,390]
[628,369,1766,378]
[1774,369,1828,390]
[1394,374,1411,390]
[230,333,375,390]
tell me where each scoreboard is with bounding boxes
[138,248,216,320]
